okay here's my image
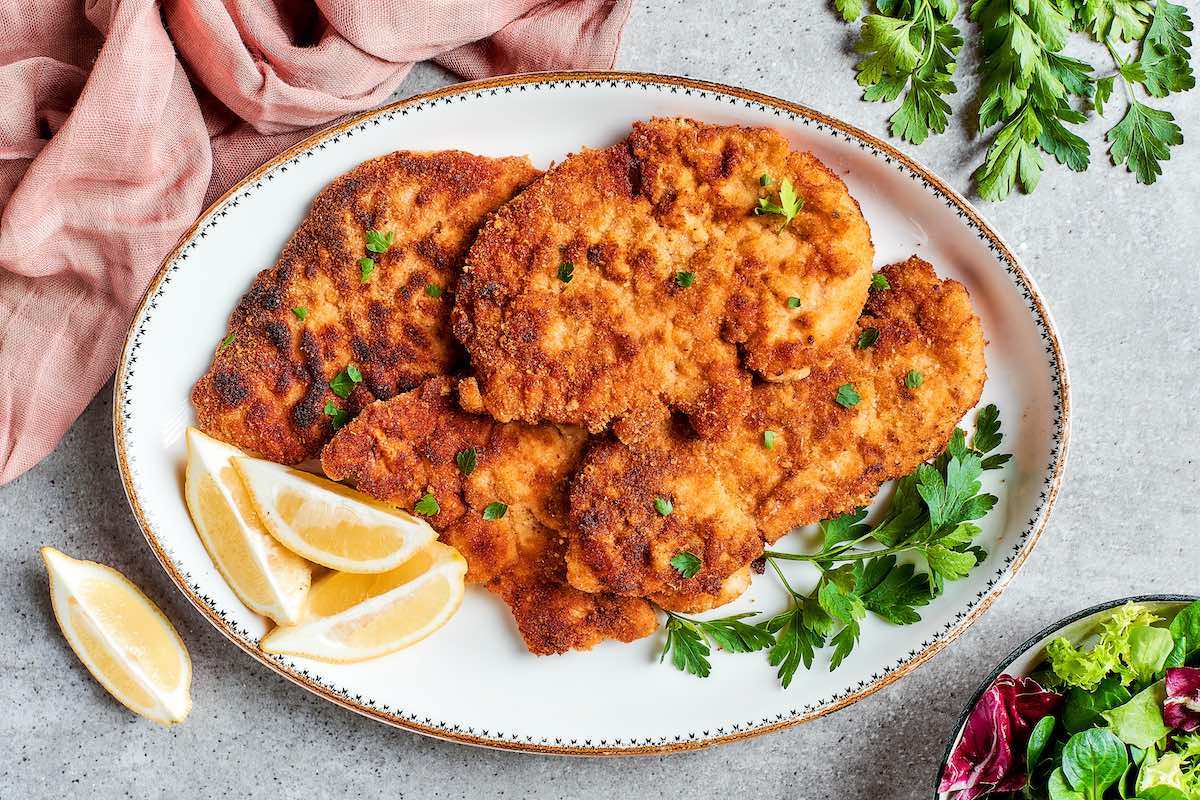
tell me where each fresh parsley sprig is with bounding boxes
[657,404,1010,685]
[833,0,1194,197]
[845,0,964,145]
[970,0,1095,200]
[659,610,775,678]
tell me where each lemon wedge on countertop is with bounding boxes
[184,428,313,625]
[234,456,436,574]
[41,547,191,725]
[260,542,466,663]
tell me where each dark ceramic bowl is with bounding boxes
[934,594,1199,798]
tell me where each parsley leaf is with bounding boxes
[365,229,393,254]
[292,307,308,321]
[414,492,440,517]
[557,261,574,283]
[870,273,890,291]
[763,430,777,450]
[856,327,880,349]
[834,0,862,23]
[786,296,802,308]
[455,447,477,476]
[755,177,804,226]
[655,496,674,516]
[329,364,363,399]
[970,403,1003,453]
[835,383,861,408]
[670,550,701,578]
[1107,99,1184,185]
[359,257,376,283]
[482,502,507,521]
[1138,1,1195,98]
[219,332,236,350]
[675,271,695,288]
[425,283,443,298]
[853,556,934,625]
[905,369,924,388]
[323,400,349,430]
[659,611,771,679]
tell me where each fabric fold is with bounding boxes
[0,0,631,484]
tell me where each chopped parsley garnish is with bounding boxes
[414,492,440,517]
[670,551,702,579]
[675,271,696,288]
[425,283,443,298]
[763,430,778,450]
[219,332,236,350]
[329,364,363,399]
[835,383,861,408]
[557,261,574,283]
[455,447,477,476]
[905,369,924,389]
[359,257,376,283]
[870,273,890,291]
[365,229,394,254]
[856,327,880,349]
[755,176,804,226]
[292,307,308,321]
[786,296,802,309]
[655,497,673,516]
[323,400,349,430]
[482,502,507,521]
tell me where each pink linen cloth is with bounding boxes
[0,0,631,485]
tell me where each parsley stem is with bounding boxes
[766,556,798,596]
[763,544,913,563]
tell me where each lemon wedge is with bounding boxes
[234,457,436,574]
[260,543,467,663]
[41,547,191,725]
[184,428,312,625]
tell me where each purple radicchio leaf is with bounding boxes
[939,674,1064,799]
[1164,667,1200,732]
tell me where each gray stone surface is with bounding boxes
[2,2,1198,797]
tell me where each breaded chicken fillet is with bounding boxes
[192,151,540,463]
[454,118,874,442]
[566,257,987,607]
[320,378,657,655]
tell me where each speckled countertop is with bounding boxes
[3,2,1198,797]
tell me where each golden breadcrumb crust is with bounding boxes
[191,151,540,463]
[454,117,874,440]
[565,257,987,604]
[320,378,657,655]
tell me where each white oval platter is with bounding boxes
[114,71,1070,754]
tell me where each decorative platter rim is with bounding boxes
[112,70,1072,755]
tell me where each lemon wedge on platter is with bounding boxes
[42,547,191,725]
[184,428,312,625]
[234,457,436,574]
[261,542,467,663]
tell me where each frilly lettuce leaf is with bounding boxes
[1046,603,1166,690]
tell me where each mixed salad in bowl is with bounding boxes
[939,598,1200,799]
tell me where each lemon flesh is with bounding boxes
[261,543,467,663]
[42,547,191,725]
[184,428,312,624]
[234,457,436,574]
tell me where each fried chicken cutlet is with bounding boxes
[320,378,657,655]
[191,151,540,463]
[566,257,987,606]
[454,118,874,442]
